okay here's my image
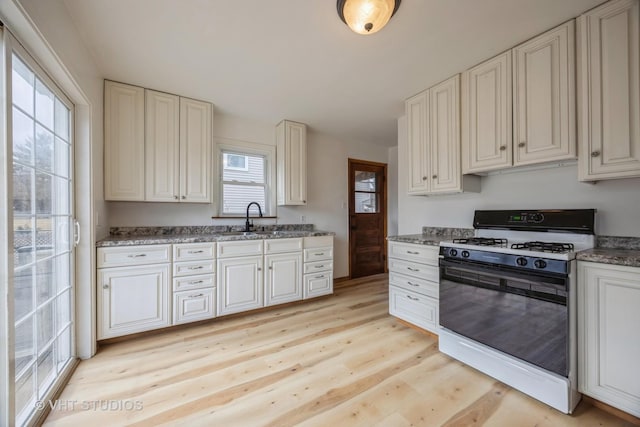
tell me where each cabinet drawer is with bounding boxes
[388,242,439,266]
[173,274,215,291]
[264,238,303,254]
[304,272,333,299]
[217,240,264,258]
[389,272,438,299]
[389,286,438,334]
[97,244,171,268]
[304,236,334,249]
[304,247,333,262]
[304,260,333,274]
[173,260,215,277]
[173,242,215,261]
[389,258,438,283]
[173,288,215,325]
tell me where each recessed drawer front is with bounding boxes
[389,285,438,334]
[173,260,215,277]
[304,260,333,274]
[264,238,303,254]
[303,272,333,299]
[97,245,171,268]
[173,242,216,261]
[303,236,334,249]
[304,247,333,262]
[389,258,438,283]
[388,242,439,266]
[173,274,215,291]
[217,240,264,258]
[389,272,438,299]
[173,288,216,325]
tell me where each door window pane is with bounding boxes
[355,170,376,191]
[13,109,34,166]
[14,267,34,322]
[35,124,54,173]
[15,317,35,374]
[12,58,34,115]
[15,367,35,419]
[13,164,33,215]
[35,79,54,130]
[355,192,378,213]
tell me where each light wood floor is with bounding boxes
[43,274,635,426]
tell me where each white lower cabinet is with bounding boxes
[388,241,440,334]
[304,272,333,299]
[303,236,334,299]
[98,263,171,339]
[171,242,216,324]
[265,252,303,306]
[173,288,215,325]
[218,255,264,316]
[578,261,640,417]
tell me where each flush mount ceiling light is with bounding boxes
[337,0,401,35]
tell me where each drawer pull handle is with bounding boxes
[314,253,325,256]
[407,251,419,255]
[127,254,147,258]
[407,267,419,272]
[314,265,325,268]
[189,293,204,298]
[188,280,205,285]
[406,295,419,301]
[407,281,420,287]
[315,275,325,279]
[188,250,205,254]
[188,266,204,270]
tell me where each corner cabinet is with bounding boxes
[276,120,307,205]
[578,0,640,181]
[578,261,640,417]
[406,75,480,195]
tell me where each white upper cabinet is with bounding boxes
[513,20,576,166]
[180,97,212,202]
[276,120,307,205]
[462,52,512,174]
[578,0,640,181]
[406,75,479,195]
[104,81,145,200]
[145,90,180,202]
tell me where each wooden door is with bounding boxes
[349,159,387,279]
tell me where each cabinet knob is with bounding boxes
[591,151,601,158]
[518,142,526,148]
[422,176,427,181]
[181,195,186,200]
[103,284,109,289]
[432,174,437,179]
[499,145,507,151]
[257,267,262,271]
[174,195,179,200]
[269,266,272,270]
[303,200,306,203]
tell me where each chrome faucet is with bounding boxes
[245,202,263,232]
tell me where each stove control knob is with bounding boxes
[534,259,547,269]
[529,213,544,223]
[449,249,458,257]
[516,257,528,266]
[461,250,470,258]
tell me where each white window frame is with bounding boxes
[213,138,276,217]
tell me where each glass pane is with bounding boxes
[222,183,266,215]
[14,219,34,269]
[37,301,55,351]
[12,55,34,115]
[13,108,34,166]
[36,258,54,306]
[55,216,71,255]
[35,124,54,173]
[35,172,53,214]
[13,164,33,215]
[15,316,35,374]
[56,327,71,373]
[55,137,69,179]
[54,177,70,215]
[55,255,70,294]
[15,365,35,420]
[35,79,54,130]
[14,266,34,323]
[35,217,54,260]
[37,348,56,398]
[56,290,71,332]
[54,98,69,141]
[355,170,377,192]
[355,192,378,213]
[222,152,265,184]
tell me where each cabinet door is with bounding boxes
[97,264,170,339]
[180,97,212,202]
[265,253,303,306]
[389,286,438,334]
[514,21,576,166]
[217,256,263,315]
[405,91,430,194]
[578,262,640,417]
[145,90,180,202]
[578,0,640,181]
[104,81,145,200]
[303,272,333,299]
[462,52,512,173]
[173,288,216,325]
[276,120,307,205]
[430,75,461,193]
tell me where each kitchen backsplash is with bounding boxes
[421,226,475,238]
[596,235,640,250]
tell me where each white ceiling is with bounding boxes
[61,0,603,146]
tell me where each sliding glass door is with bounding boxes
[9,42,75,425]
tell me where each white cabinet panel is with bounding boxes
[218,256,263,315]
[264,238,303,254]
[277,120,307,205]
[389,286,438,333]
[173,288,215,324]
[578,0,640,181]
[303,236,334,249]
[265,253,303,306]
[104,81,145,200]
[303,247,333,262]
[97,244,171,268]
[173,260,215,277]
[388,258,439,283]
[218,240,264,258]
[145,89,180,202]
[180,97,212,202]
[303,260,333,275]
[406,91,430,194]
[388,242,439,265]
[173,274,215,292]
[173,242,216,261]
[303,272,333,299]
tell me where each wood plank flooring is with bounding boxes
[43,274,636,426]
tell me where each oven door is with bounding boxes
[439,258,569,377]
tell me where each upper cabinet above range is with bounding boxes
[104,80,213,202]
[276,120,307,205]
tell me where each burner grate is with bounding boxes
[511,241,575,253]
[452,238,508,247]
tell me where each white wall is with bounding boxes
[387,146,399,236]
[397,116,640,237]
